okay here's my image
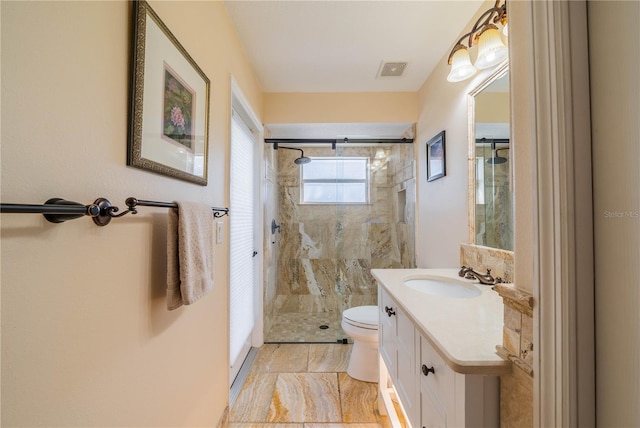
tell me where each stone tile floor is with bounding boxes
[223,344,392,428]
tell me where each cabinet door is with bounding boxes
[421,387,446,428]
[420,335,454,416]
[379,288,397,377]
[395,307,418,426]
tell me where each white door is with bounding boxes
[229,107,258,382]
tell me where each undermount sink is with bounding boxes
[403,277,482,299]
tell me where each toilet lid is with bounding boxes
[343,305,379,329]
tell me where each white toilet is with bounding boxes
[341,305,379,382]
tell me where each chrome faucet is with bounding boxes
[458,266,503,285]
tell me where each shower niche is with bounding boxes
[263,137,416,343]
[397,188,407,224]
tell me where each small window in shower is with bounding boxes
[300,157,370,204]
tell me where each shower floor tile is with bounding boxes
[265,312,347,343]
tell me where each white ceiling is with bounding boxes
[223,1,485,93]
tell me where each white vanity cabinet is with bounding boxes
[379,287,420,427]
[378,284,501,428]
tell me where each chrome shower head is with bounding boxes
[486,155,508,164]
[294,156,312,165]
[486,147,509,164]
[274,145,311,165]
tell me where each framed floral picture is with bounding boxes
[128,0,210,185]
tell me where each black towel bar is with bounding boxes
[0,197,229,226]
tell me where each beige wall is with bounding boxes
[415,69,469,267]
[1,1,262,426]
[263,92,417,124]
[475,92,510,123]
[414,0,505,268]
[590,1,640,426]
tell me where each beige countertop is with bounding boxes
[372,268,510,375]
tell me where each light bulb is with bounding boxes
[475,24,508,69]
[447,45,477,82]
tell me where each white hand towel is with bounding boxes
[166,201,215,310]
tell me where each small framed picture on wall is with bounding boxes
[426,130,446,182]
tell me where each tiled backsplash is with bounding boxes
[459,243,514,283]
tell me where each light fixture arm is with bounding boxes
[447,0,507,65]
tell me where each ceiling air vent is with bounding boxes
[377,61,408,78]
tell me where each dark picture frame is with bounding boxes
[128,0,210,185]
[426,130,446,182]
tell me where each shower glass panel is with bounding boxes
[475,139,513,250]
[264,142,416,343]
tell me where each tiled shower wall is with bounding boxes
[264,146,280,336]
[264,144,415,340]
[475,143,513,251]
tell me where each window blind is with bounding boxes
[229,109,256,365]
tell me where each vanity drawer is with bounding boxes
[420,335,454,412]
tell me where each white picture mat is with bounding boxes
[140,13,207,177]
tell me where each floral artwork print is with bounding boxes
[162,65,195,150]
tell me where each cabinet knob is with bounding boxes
[384,306,396,317]
[421,364,435,376]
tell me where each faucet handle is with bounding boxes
[458,265,469,277]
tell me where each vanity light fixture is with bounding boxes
[446,0,508,82]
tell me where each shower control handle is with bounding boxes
[385,306,396,317]
[421,364,435,376]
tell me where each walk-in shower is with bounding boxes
[263,138,417,343]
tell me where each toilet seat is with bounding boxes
[343,305,378,330]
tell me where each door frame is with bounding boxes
[515,1,596,426]
[229,76,264,383]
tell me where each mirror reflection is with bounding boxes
[473,70,513,251]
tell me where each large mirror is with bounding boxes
[469,66,513,251]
